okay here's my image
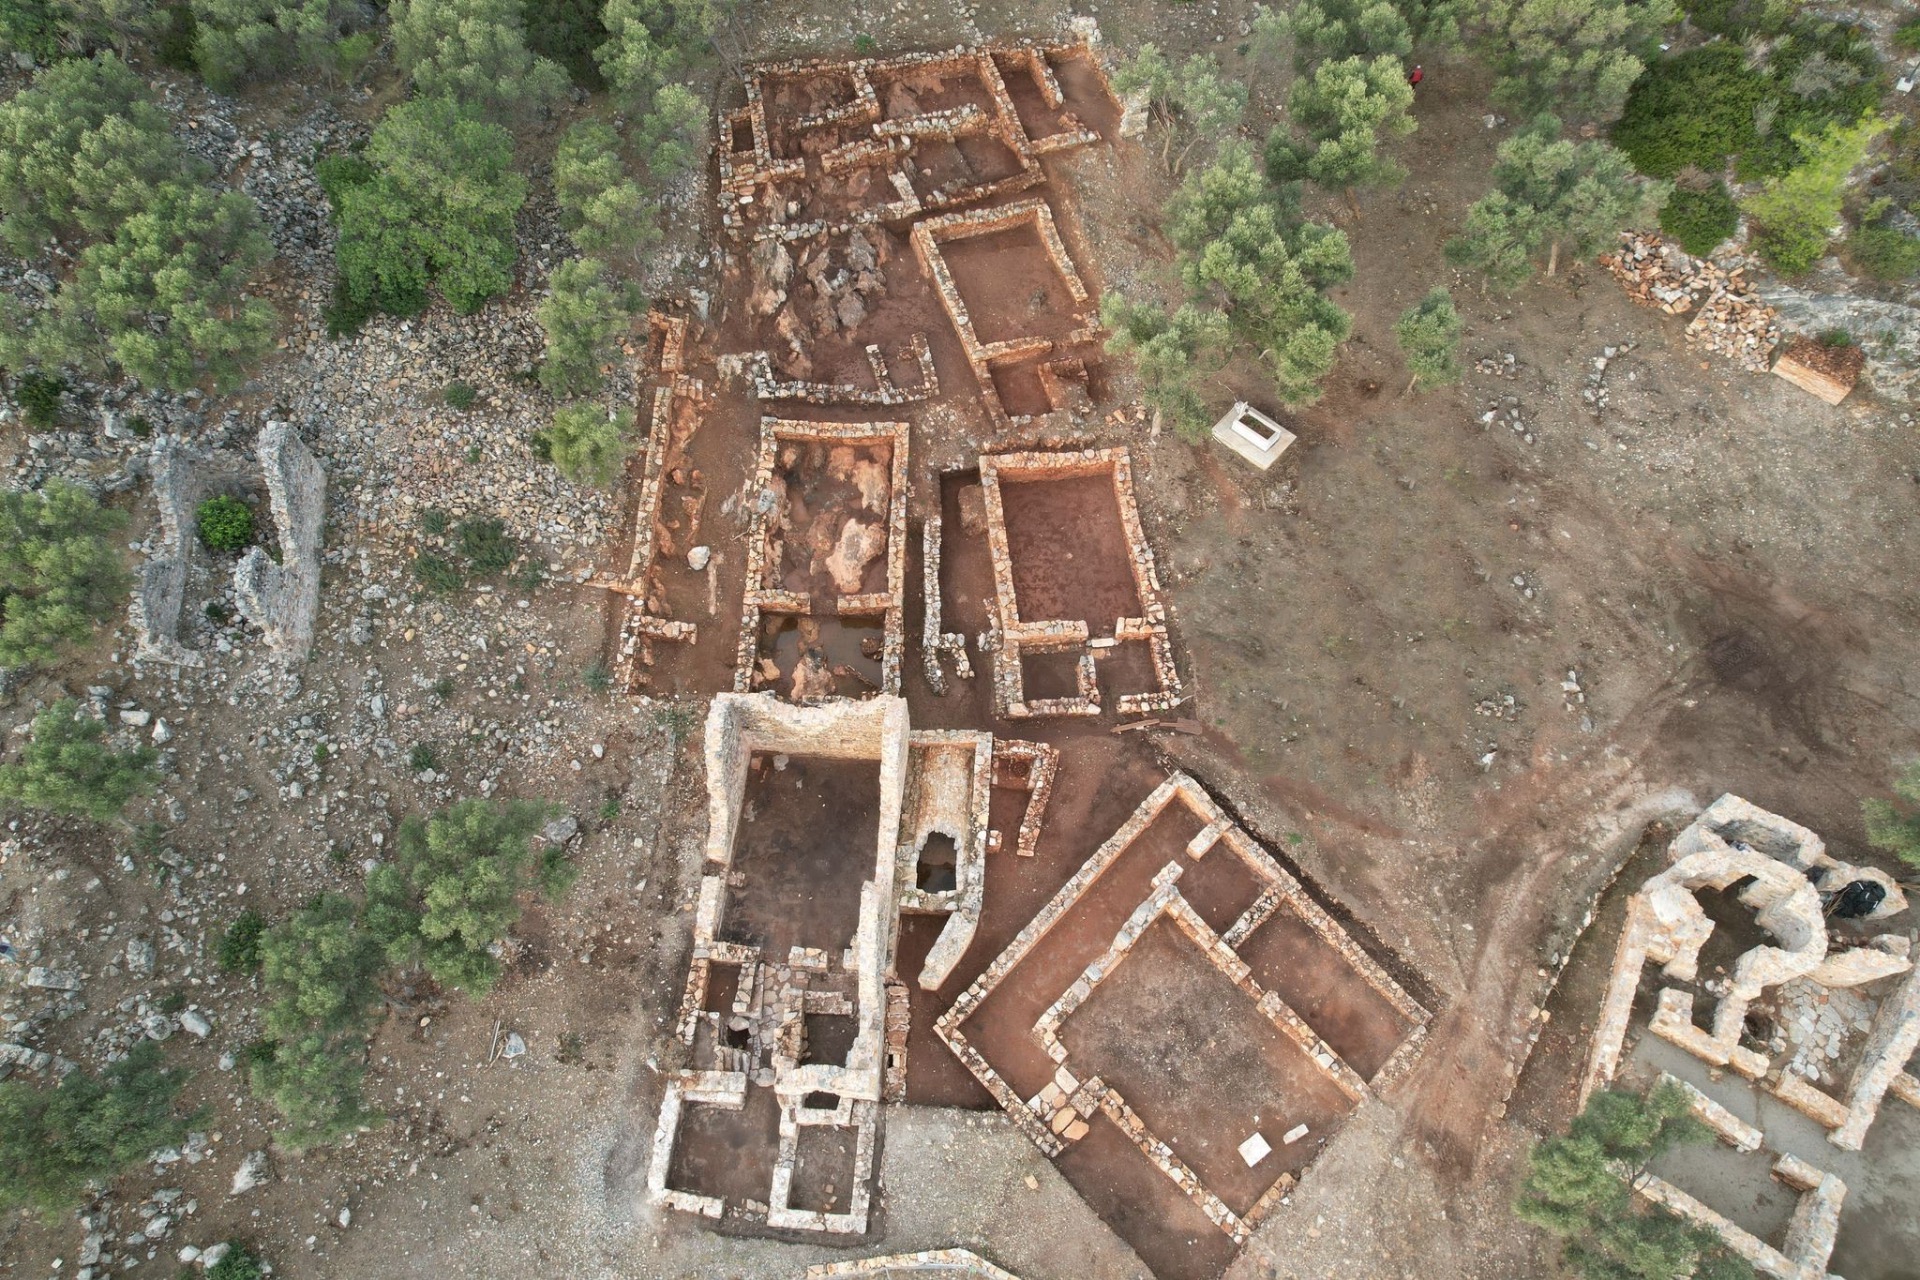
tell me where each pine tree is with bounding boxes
[1480,0,1675,122]
[259,892,385,1039]
[1394,287,1462,390]
[246,1030,379,1149]
[553,120,656,264]
[0,480,129,668]
[1446,115,1659,285]
[369,798,575,995]
[538,257,634,399]
[0,699,157,820]
[40,181,276,392]
[1102,295,1232,439]
[544,403,633,487]
[1171,142,1354,404]
[391,0,567,121]
[0,53,185,256]
[188,0,349,89]
[595,0,714,114]
[0,1042,192,1215]
[1266,53,1417,192]
[1112,45,1248,174]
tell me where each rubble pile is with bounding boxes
[1599,233,1780,372]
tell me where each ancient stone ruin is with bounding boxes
[132,419,326,667]
[1578,795,1918,1280]
[622,31,1431,1277]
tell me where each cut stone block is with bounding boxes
[1238,1131,1272,1167]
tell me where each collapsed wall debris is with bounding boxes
[1599,233,1780,373]
[735,418,910,702]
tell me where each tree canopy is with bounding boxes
[554,120,656,263]
[1250,0,1457,72]
[0,698,157,820]
[0,479,129,669]
[0,1042,192,1216]
[1742,115,1887,274]
[1395,287,1463,389]
[1516,1084,1757,1280]
[544,403,633,487]
[1112,44,1248,173]
[366,797,575,995]
[1479,0,1676,122]
[1171,142,1354,404]
[537,256,633,398]
[319,95,528,324]
[0,53,184,257]
[1266,53,1417,190]
[391,0,568,122]
[1446,114,1659,285]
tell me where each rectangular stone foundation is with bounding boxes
[978,447,1183,719]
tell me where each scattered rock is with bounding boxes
[230,1150,270,1197]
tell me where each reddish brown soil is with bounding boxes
[1236,907,1417,1083]
[667,1087,783,1204]
[791,1125,860,1215]
[996,471,1144,632]
[1174,844,1265,937]
[940,225,1089,347]
[1056,1115,1243,1280]
[1061,918,1358,1212]
[720,753,882,956]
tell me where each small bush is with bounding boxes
[1818,327,1854,346]
[1845,223,1920,281]
[196,495,256,553]
[0,1041,193,1215]
[0,700,158,821]
[411,554,465,594]
[583,660,612,693]
[1898,19,1920,54]
[0,480,130,668]
[1659,182,1740,255]
[206,1243,267,1280]
[12,371,67,428]
[443,381,477,410]
[408,743,437,773]
[456,518,518,575]
[217,908,267,973]
[419,507,451,536]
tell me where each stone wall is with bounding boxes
[232,420,325,662]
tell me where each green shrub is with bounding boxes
[12,371,66,428]
[1818,327,1853,346]
[260,893,385,1040]
[544,404,632,487]
[0,479,130,668]
[206,1243,267,1280]
[419,506,451,535]
[1659,181,1740,255]
[538,257,633,398]
[408,743,437,772]
[583,660,612,693]
[0,700,157,820]
[411,553,464,593]
[0,1041,193,1215]
[1745,116,1888,274]
[365,797,575,994]
[1898,18,1920,54]
[196,494,256,553]
[456,517,517,575]
[1845,223,1920,281]
[443,380,477,410]
[217,907,267,973]
[1865,760,1920,869]
[1612,45,1763,178]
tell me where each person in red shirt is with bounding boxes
[1409,65,1424,89]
